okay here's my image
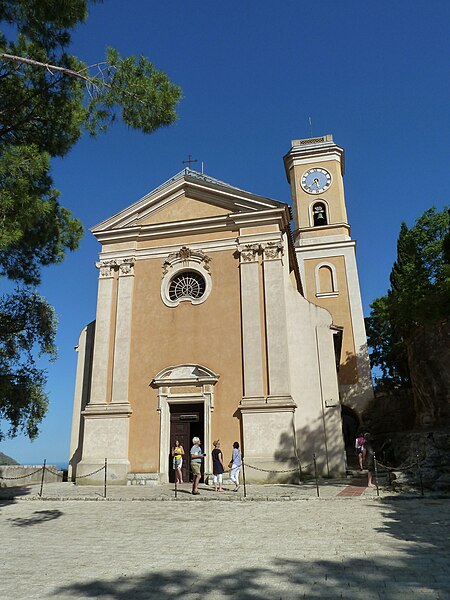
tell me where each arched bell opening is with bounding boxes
[312,201,328,226]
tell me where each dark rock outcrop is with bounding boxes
[408,318,450,429]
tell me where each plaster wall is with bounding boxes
[303,255,357,385]
[137,194,231,225]
[127,249,242,473]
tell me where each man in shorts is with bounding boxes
[190,437,205,495]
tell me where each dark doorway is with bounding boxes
[341,405,359,448]
[341,405,360,469]
[169,403,204,483]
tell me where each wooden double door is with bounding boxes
[169,403,204,483]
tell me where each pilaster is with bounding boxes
[261,241,293,404]
[237,243,265,403]
[111,258,135,406]
[88,260,116,407]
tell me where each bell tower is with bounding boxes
[283,134,373,416]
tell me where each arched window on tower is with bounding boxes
[318,265,334,293]
[314,262,339,297]
[312,202,328,226]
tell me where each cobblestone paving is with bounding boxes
[1,482,449,599]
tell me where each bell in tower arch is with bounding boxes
[312,202,327,226]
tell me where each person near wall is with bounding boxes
[355,432,365,471]
[211,440,225,492]
[229,441,242,492]
[190,437,206,495]
[363,432,376,488]
[172,440,184,484]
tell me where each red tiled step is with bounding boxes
[337,485,366,497]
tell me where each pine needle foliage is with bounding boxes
[0,0,181,439]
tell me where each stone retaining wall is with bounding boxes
[0,465,63,487]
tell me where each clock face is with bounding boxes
[301,168,332,195]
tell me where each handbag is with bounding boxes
[228,460,233,469]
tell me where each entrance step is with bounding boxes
[127,473,160,486]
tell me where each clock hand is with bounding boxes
[307,178,320,190]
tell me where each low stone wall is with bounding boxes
[0,465,63,488]
[389,431,450,491]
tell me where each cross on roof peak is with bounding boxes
[182,154,198,169]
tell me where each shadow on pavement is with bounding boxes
[52,497,449,599]
[7,508,64,527]
[0,485,33,513]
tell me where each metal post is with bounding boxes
[373,453,380,497]
[39,459,46,498]
[104,458,107,499]
[174,478,178,500]
[313,453,320,497]
[297,457,303,485]
[417,451,424,497]
[292,415,302,484]
[242,457,247,498]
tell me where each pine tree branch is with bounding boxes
[0,53,112,88]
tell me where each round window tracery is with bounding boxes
[168,271,206,302]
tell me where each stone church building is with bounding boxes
[69,134,373,484]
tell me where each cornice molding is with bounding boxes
[295,239,356,254]
[92,207,290,245]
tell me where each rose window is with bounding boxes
[168,271,206,301]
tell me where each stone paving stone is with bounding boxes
[1,487,449,599]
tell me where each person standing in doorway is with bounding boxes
[212,440,225,492]
[172,439,184,484]
[190,437,206,495]
[229,441,242,492]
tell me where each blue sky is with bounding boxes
[2,0,450,464]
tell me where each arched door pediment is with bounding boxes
[152,364,220,387]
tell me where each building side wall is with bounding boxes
[284,252,345,476]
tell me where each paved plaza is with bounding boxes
[1,482,449,599]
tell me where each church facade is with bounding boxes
[69,134,373,484]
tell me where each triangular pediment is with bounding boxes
[133,194,232,226]
[91,169,286,235]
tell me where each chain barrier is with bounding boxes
[242,459,314,474]
[44,465,65,479]
[75,465,106,479]
[375,459,423,472]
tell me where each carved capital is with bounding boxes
[261,241,283,261]
[118,257,135,277]
[96,259,117,278]
[237,244,259,263]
